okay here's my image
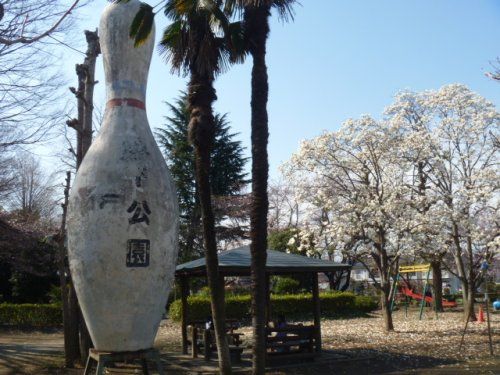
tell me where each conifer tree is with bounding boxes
[156,93,248,262]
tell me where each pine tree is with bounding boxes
[156,92,248,262]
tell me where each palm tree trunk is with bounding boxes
[245,4,271,374]
[187,72,232,374]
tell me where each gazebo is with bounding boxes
[175,246,351,356]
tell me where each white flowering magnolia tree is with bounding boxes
[418,84,498,321]
[283,116,411,331]
[385,85,499,319]
[384,89,450,311]
[267,180,301,231]
[284,84,499,328]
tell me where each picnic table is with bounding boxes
[266,324,317,361]
[186,320,243,362]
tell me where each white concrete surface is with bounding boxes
[67,0,179,352]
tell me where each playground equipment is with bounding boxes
[493,299,500,311]
[390,264,456,320]
[399,285,457,308]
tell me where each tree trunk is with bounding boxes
[380,291,394,331]
[245,5,271,374]
[81,30,100,154]
[341,269,351,291]
[67,283,81,363]
[65,30,100,366]
[187,72,232,374]
[463,285,477,322]
[431,261,443,312]
[78,311,93,364]
[77,30,100,362]
[57,172,79,368]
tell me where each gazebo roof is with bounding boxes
[175,245,351,276]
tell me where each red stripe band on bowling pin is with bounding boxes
[106,98,146,110]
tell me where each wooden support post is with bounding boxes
[180,277,189,354]
[419,268,431,320]
[312,272,321,353]
[204,329,211,361]
[265,273,271,324]
[191,326,198,358]
[219,274,226,328]
[83,348,163,375]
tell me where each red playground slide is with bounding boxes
[401,286,457,308]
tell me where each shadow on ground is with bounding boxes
[157,348,485,375]
[278,348,460,374]
[0,342,63,374]
[1,328,498,374]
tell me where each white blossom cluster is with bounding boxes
[282,84,499,298]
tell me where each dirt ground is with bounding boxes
[1,309,499,374]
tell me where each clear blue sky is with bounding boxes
[59,0,500,180]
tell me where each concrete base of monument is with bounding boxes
[83,348,164,375]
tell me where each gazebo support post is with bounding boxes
[219,274,226,325]
[180,276,189,355]
[312,272,322,354]
[265,273,271,323]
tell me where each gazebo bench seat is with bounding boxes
[265,325,316,360]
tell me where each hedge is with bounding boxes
[0,303,62,327]
[272,277,301,295]
[168,292,378,322]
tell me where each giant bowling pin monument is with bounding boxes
[67,0,178,361]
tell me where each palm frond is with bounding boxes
[226,21,246,63]
[165,0,197,18]
[201,0,232,34]
[159,19,190,75]
[232,0,297,22]
[159,0,246,76]
[271,0,297,22]
[129,3,155,47]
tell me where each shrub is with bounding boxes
[46,285,62,304]
[0,303,62,327]
[169,295,251,322]
[353,295,379,312]
[168,292,378,322]
[196,286,211,297]
[272,277,301,295]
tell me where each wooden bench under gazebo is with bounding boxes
[174,246,351,362]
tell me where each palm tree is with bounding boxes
[161,3,241,373]
[236,1,296,373]
[127,1,244,373]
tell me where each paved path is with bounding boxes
[0,329,65,374]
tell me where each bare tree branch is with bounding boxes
[0,0,80,46]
